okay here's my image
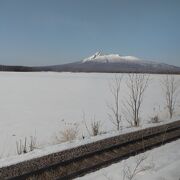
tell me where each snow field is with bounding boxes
[0,72,179,157]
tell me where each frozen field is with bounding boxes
[0,72,180,157]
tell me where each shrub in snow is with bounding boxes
[56,125,79,143]
[123,153,154,180]
[150,115,160,124]
[82,112,102,136]
[91,120,102,136]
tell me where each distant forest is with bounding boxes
[0,64,180,74]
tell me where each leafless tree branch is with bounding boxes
[107,74,123,130]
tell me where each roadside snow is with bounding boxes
[76,139,180,180]
[0,118,178,169]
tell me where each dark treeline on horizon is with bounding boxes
[0,64,180,75]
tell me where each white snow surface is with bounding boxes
[76,139,180,180]
[0,72,180,159]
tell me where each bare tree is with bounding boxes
[161,75,180,119]
[107,74,123,131]
[124,74,149,127]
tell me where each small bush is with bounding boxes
[123,153,154,180]
[150,115,160,123]
[91,120,102,136]
[82,112,102,137]
[57,126,79,143]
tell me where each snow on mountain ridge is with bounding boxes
[80,52,180,72]
[82,52,141,63]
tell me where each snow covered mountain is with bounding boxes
[55,52,179,74]
[81,52,167,68]
[0,52,180,74]
[36,52,179,74]
[82,52,141,63]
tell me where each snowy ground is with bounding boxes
[0,119,175,168]
[76,139,180,180]
[0,72,180,157]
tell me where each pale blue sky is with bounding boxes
[0,0,180,66]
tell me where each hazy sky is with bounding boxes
[0,0,180,66]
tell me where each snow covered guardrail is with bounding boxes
[1,120,180,179]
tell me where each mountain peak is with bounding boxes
[82,52,141,63]
[83,52,102,62]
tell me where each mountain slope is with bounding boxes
[48,52,180,74]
